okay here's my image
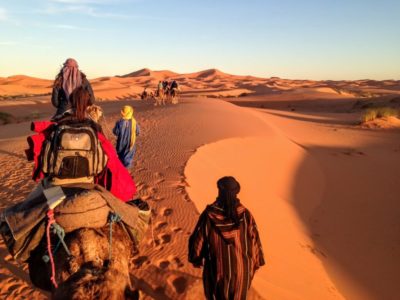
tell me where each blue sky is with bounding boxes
[0,0,399,80]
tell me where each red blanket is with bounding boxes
[26,121,136,202]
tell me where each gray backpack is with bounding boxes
[42,122,107,179]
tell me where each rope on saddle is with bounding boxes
[42,240,60,263]
[108,212,122,262]
[46,209,58,288]
[52,223,72,257]
[45,210,73,289]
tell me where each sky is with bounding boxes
[0,0,399,80]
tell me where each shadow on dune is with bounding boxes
[264,111,357,126]
[130,274,173,300]
[291,143,400,300]
[0,246,31,284]
[228,99,358,112]
[0,149,27,160]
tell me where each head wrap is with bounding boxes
[62,58,82,101]
[217,176,241,226]
[217,176,241,195]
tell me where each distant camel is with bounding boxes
[28,222,139,299]
[154,87,166,106]
[141,88,154,101]
[166,88,179,104]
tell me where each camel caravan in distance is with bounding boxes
[141,79,180,106]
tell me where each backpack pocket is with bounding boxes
[56,151,93,178]
[60,132,92,151]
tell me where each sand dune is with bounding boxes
[1,69,399,104]
[185,136,344,300]
[185,105,400,300]
[184,107,345,299]
[0,75,52,97]
[119,68,179,79]
[0,99,270,299]
[0,67,399,299]
[1,97,398,299]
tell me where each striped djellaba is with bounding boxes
[189,201,265,300]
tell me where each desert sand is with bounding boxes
[0,69,399,299]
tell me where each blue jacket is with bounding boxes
[113,119,140,167]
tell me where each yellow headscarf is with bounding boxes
[120,105,137,149]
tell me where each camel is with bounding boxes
[141,88,154,101]
[154,88,166,106]
[23,188,148,300]
[166,88,179,105]
[86,104,104,123]
[28,223,139,300]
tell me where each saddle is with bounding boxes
[0,182,150,262]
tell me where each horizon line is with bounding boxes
[1,67,399,82]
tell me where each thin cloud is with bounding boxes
[37,4,159,20]
[53,24,94,31]
[37,4,123,18]
[0,41,17,46]
[48,0,136,5]
[38,4,94,15]
[87,10,133,19]
[50,0,117,4]
[0,40,53,49]
[54,24,81,29]
[0,7,8,21]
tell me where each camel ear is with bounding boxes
[124,287,139,300]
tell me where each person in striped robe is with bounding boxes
[188,176,265,300]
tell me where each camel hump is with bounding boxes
[55,189,110,232]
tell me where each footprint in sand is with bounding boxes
[161,208,173,217]
[141,194,152,201]
[168,255,184,268]
[131,256,149,268]
[153,195,165,201]
[137,183,149,192]
[172,227,182,233]
[154,286,166,295]
[176,185,186,194]
[155,221,168,231]
[148,237,165,251]
[167,275,188,294]
[145,186,157,194]
[154,171,164,177]
[135,180,143,186]
[150,237,160,246]
[179,177,189,186]
[155,178,165,184]
[157,233,171,244]
[157,259,170,269]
